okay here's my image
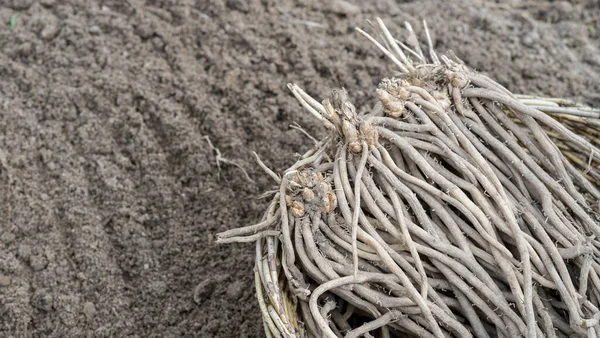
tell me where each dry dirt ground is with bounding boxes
[0,0,598,337]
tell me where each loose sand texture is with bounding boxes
[0,0,598,337]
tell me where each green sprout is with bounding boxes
[10,15,17,28]
[588,25,597,38]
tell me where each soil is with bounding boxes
[0,0,598,337]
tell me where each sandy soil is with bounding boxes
[0,0,598,337]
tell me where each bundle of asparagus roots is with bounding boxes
[217,19,600,338]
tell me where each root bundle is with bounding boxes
[217,19,600,338]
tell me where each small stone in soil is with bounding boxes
[0,275,11,287]
[31,289,53,311]
[40,24,61,41]
[226,280,245,300]
[82,301,97,320]
[193,278,217,305]
[29,254,48,271]
[89,26,101,35]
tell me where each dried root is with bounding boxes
[217,18,600,338]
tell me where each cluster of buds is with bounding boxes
[378,77,455,116]
[376,78,410,118]
[285,169,337,217]
[321,89,379,154]
[445,70,469,89]
[432,90,452,111]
